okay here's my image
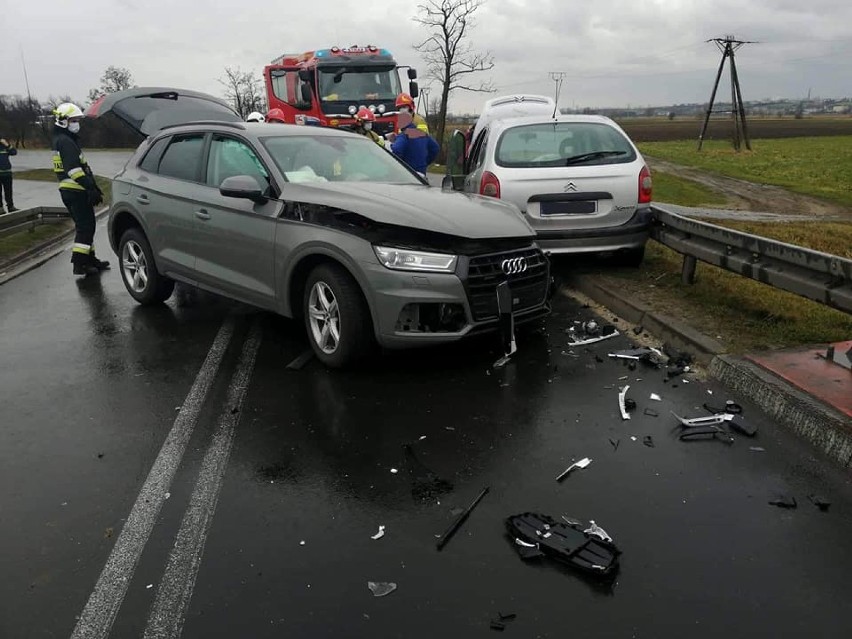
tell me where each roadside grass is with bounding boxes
[637,137,852,208]
[651,170,728,207]
[0,220,74,264]
[595,222,852,352]
[1,173,112,265]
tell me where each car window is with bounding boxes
[466,130,487,173]
[269,69,305,106]
[496,122,637,168]
[472,131,489,170]
[138,136,170,173]
[157,134,205,181]
[206,135,270,189]
[261,134,421,184]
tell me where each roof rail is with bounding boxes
[157,120,247,132]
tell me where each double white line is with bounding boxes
[71,318,263,639]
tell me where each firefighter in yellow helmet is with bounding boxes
[52,103,109,276]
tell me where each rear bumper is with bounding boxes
[532,207,651,254]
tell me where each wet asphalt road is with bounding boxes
[1,228,852,639]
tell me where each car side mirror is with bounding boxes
[219,175,267,203]
[298,84,313,109]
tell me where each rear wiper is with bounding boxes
[563,151,627,165]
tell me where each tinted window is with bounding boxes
[496,122,636,168]
[157,134,205,181]
[207,135,269,189]
[138,136,170,173]
[261,134,419,184]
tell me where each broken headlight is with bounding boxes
[373,246,458,273]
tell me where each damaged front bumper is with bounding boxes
[364,247,552,348]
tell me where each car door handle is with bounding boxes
[136,194,149,205]
[195,210,211,221]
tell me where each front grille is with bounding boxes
[464,247,549,321]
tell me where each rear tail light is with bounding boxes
[638,165,653,204]
[480,171,501,198]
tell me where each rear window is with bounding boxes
[496,122,636,168]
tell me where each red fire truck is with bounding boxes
[263,45,419,135]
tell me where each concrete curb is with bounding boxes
[710,355,852,468]
[0,206,109,286]
[567,274,852,469]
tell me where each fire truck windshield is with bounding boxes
[318,66,402,104]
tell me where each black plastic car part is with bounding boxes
[506,513,620,579]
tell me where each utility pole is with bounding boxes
[698,35,755,151]
[549,72,565,118]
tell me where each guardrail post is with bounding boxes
[681,255,697,285]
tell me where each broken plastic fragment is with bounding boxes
[567,331,620,347]
[643,435,655,448]
[556,457,592,482]
[371,525,386,540]
[644,408,659,418]
[390,468,399,474]
[508,513,620,579]
[490,620,506,631]
[367,581,397,597]
[808,494,831,512]
[583,520,613,543]
[609,438,620,451]
[618,386,631,420]
[493,354,512,369]
[749,446,766,452]
[671,411,734,427]
[768,495,797,509]
[514,538,538,548]
[728,415,758,437]
[650,393,662,401]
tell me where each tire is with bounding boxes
[612,245,646,268]
[303,263,374,368]
[118,227,175,305]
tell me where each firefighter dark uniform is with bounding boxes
[51,103,109,275]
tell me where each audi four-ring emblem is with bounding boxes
[501,257,528,275]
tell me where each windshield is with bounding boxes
[318,66,401,103]
[496,122,637,168]
[261,134,421,184]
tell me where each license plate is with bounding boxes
[540,200,597,215]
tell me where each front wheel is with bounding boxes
[303,263,374,368]
[119,227,175,305]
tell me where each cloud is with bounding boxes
[1,0,850,113]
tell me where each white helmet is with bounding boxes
[246,111,265,123]
[54,102,84,128]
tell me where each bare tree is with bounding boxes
[0,95,41,147]
[413,0,495,148]
[219,67,265,119]
[88,66,134,104]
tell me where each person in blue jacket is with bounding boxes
[390,112,440,177]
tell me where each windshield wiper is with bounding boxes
[563,151,627,165]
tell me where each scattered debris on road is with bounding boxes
[506,513,620,579]
[650,393,662,402]
[404,444,453,502]
[769,495,798,509]
[285,349,314,370]
[643,436,655,448]
[436,486,489,550]
[644,408,660,418]
[618,385,632,420]
[371,526,386,540]
[556,457,592,482]
[609,438,620,451]
[367,582,397,597]
[809,495,831,512]
[583,520,613,543]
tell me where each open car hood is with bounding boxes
[85,87,242,136]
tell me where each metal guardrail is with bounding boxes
[650,204,852,315]
[0,207,69,239]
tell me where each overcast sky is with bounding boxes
[2,0,851,113]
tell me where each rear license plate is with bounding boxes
[540,200,597,215]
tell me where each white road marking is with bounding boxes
[70,318,236,639]
[143,321,262,639]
